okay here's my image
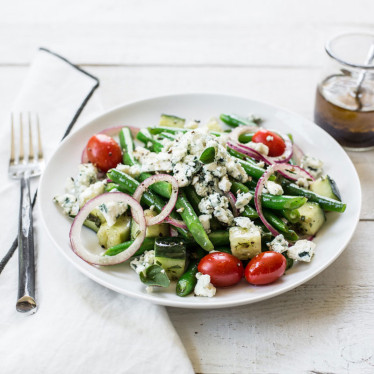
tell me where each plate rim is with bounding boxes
[38,92,362,309]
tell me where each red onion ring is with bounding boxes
[225,192,238,217]
[164,216,188,229]
[254,163,314,237]
[276,164,315,182]
[133,174,179,226]
[69,192,146,265]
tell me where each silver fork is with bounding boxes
[9,113,44,314]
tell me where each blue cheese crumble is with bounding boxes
[199,214,212,233]
[53,194,79,216]
[194,272,216,297]
[264,181,283,196]
[267,234,289,253]
[301,155,324,179]
[287,240,316,262]
[198,192,234,226]
[54,163,104,215]
[98,201,128,227]
[130,250,155,274]
[235,192,253,212]
[133,129,248,197]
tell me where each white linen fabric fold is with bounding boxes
[0,48,194,374]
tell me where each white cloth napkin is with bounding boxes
[0,48,194,374]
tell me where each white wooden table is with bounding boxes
[2,1,374,372]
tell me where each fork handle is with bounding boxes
[16,174,37,314]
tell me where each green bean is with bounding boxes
[220,114,258,128]
[119,127,138,166]
[259,194,307,211]
[184,185,202,214]
[281,180,346,213]
[148,126,188,135]
[209,131,222,137]
[103,237,156,257]
[199,146,216,164]
[176,191,214,251]
[262,210,299,241]
[240,206,259,219]
[107,170,189,239]
[136,129,163,153]
[245,179,258,189]
[137,173,172,200]
[238,133,254,143]
[176,260,198,297]
[227,147,247,160]
[280,209,300,224]
[158,132,176,141]
[207,231,230,246]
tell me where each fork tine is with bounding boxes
[28,112,34,162]
[10,113,15,166]
[36,114,43,160]
[19,113,24,163]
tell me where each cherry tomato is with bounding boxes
[86,134,122,172]
[198,252,244,287]
[251,129,286,157]
[244,251,286,285]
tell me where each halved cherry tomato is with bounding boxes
[86,134,122,172]
[244,251,286,285]
[251,129,286,157]
[198,252,244,287]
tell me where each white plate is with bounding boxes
[38,93,361,309]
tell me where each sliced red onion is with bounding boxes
[69,192,146,265]
[228,141,270,164]
[165,216,187,229]
[275,164,315,182]
[133,174,179,226]
[229,125,259,142]
[225,192,238,217]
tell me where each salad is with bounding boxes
[54,113,346,297]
